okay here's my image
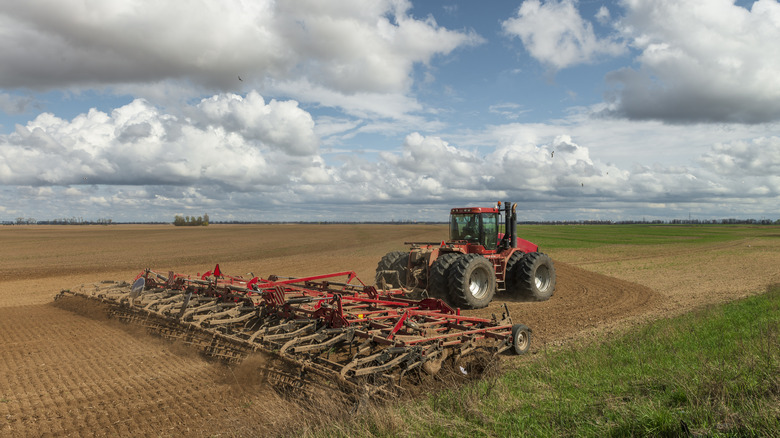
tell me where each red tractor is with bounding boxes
[376,201,556,309]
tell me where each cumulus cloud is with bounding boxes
[699,136,780,177]
[0,0,480,97]
[502,0,626,70]
[603,0,780,123]
[0,93,319,189]
[194,92,318,155]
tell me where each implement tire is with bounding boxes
[515,252,556,301]
[427,253,460,298]
[375,251,409,288]
[448,254,496,309]
[511,324,531,355]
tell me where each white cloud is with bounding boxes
[269,78,425,121]
[595,6,611,25]
[488,103,529,120]
[0,0,480,99]
[0,94,320,189]
[194,91,318,156]
[502,0,626,70]
[699,136,780,177]
[603,0,780,123]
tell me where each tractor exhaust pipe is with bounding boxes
[503,200,517,248]
[510,203,517,248]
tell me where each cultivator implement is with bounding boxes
[55,265,531,399]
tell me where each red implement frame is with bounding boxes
[59,264,529,391]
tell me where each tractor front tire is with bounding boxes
[375,251,409,288]
[514,252,556,301]
[448,254,496,309]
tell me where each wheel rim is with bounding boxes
[534,265,550,291]
[468,268,490,299]
[515,330,529,351]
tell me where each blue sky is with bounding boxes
[1,0,779,223]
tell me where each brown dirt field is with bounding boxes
[1,224,779,437]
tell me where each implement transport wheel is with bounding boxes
[427,253,460,298]
[375,251,409,288]
[515,252,556,301]
[448,254,496,309]
[511,324,531,355]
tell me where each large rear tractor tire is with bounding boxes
[375,251,409,288]
[514,252,556,301]
[448,254,496,309]
[427,253,460,298]
[504,251,525,292]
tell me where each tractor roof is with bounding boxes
[450,207,499,214]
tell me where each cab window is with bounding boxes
[481,213,498,250]
[450,213,498,250]
[450,214,479,242]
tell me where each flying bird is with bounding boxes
[238,75,243,82]
[551,150,554,158]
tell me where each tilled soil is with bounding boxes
[473,261,663,348]
[1,225,778,437]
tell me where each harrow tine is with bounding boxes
[263,321,317,342]
[283,329,353,354]
[176,291,193,319]
[352,348,418,377]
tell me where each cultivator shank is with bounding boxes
[56,265,530,398]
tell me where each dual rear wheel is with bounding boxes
[507,252,556,301]
[435,251,556,309]
[377,250,556,309]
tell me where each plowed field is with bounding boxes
[1,224,779,437]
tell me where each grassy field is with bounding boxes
[517,224,780,250]
[312,285,779,438]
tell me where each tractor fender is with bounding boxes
[515,238,538,253]
[497,233,538,253]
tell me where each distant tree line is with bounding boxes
[173,214,209,226]
[37,217,114,225]
[4,217,113,225]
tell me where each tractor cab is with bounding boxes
[449,207,499,250]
